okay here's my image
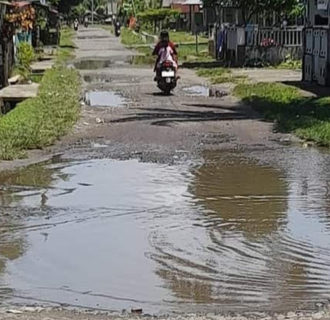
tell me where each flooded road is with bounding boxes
[1,148,330,314]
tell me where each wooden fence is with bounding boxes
[212,25,303,66]
[245,26,303,47]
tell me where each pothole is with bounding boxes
[183,86,210,97]
[83,74,112,83]
[77,35,110,40]
[74,59,113,70]
[85,90,127,107]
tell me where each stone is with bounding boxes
[95,117,104,124]
[6,309,23,314]
[312,312,324,320]
[286,312,297,318]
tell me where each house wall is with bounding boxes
[306,0,330,26]
[303,0,330,86]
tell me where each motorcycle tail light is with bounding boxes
[163,61,173,68]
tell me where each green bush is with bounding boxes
[17,42,35,68]
[16,42,35,79]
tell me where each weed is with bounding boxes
[197,67,247,84]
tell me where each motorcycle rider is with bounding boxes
[73,18,79,31]
[152,30,178,81]
[114,19,121,37]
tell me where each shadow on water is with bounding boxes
[0,152,330,313]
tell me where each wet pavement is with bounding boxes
[0,147,330,314]
[85,91,127,107]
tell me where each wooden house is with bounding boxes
[303,0,330,86]
[162,0,203,31]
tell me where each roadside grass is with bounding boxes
[169,31,208,44]
[274,59,302,70]
[0,28,80,160]
[121,28,145,45]
[197,67,247,84]
[57,27,76,63]
[0,67,80,160]
[234,82,330,146]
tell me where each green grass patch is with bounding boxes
[57,27,76,63]
[121,28,145,46]
[234,83,330,146]
[28,74,43,83]
[197,67,247,84]
[0,67,81,160]
[169,31,207,44]
[275,59,302,70]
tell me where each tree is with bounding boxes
[203,0,302,26]
[137,8,180,32]
[48,0,84,14]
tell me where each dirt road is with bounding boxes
[1,27,330,320]
[0,27,295,171]
[54,27,296,164]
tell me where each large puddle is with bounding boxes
[0,150,330,314]
[183,86,210,97]
[74,59,113,70]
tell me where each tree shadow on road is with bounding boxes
[108,106,248,126]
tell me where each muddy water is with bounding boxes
[0,150,330,314]
[74,59,113,70]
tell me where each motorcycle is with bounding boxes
[73,21,79,31]
[114,22,121,37]
[156,60,177,95]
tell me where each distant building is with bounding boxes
[162,0,202,31]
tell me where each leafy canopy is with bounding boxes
[203,0,303,25]
[137,8,180,23]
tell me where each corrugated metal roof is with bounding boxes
[163,0,201,7]
[182,0,202,5]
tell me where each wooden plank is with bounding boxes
[0,83,39,101]
[30,60,55,73]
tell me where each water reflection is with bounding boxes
[0,159,74,209]
[191,152,288,239]
[0,152,330,313]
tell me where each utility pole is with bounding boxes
[92,0,94,24]
[110,0,114,16]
